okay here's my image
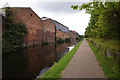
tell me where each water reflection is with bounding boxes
[2,43,74,80]
[56,43,70,62]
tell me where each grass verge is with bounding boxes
[87,40,119,79]
[38,39,83,80]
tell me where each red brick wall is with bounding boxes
[9,8,43,46]
[56,30,62,40]
[43,31,55,43]
[42,19,55,43]
[68,31,77,43]
[63,32,69,39]
[56,30,69,40]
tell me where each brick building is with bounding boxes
[42,17,55,43]
[62,32,69,39]
[52,20,69,41]
[68,30,79,43]
[1,7,80,46]
[6,7,43,46]
[56,31,69,40]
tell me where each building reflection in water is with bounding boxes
[2,43,74,80]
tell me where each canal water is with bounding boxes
[2,43,75,80]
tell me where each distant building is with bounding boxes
[52,20,69,32]
[42,17,55,43]
[52,20,69,40]
[68,30,79,43]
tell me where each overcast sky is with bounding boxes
[0,0,91,35]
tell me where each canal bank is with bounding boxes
[38,39,83,79]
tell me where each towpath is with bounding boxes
[61,39,106,78]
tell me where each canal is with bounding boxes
[2,43,75,80]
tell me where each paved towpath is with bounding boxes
[61,39,106,78]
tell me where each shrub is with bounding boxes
[57,38,64,44]
[65,38,71,43]
[2,22,27,53]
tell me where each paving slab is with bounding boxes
[61,39,106,78]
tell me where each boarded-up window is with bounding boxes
[43,27,46,32]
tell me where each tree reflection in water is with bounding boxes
[2,43,75,80]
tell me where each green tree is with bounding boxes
[72,2,120,39]
[2,22,27,53]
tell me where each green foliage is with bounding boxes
[5,7,13,23]
[57,38,65,44]
[72,2,120,40]
[42,41,49,45]
[89,38,120,50]
[76,35,84,42]
[65,38,71,43]
[2,22,27,53]
[80,35,84,40]
[72,2,120,79]
[71,5,79,10]
[88,40,119,78]
[2,7,27,53]
[38,40,83,79]
[76,37,80,42]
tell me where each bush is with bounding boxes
[2,22,27,53]
[57,38,64,44]
[65,38,71,43]
[42,41,49,45]
[76,35,84,42]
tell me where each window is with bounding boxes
[50,29,52,32]
[59,29,61,31]
[30,14,32,16]
[43,28,46,32]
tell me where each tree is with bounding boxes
[71,2,120,39]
